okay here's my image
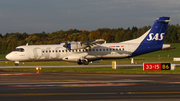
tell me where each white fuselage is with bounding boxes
[6,42,139,62]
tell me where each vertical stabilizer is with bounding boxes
[132,17,170,56]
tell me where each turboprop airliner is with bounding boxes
[6,17,171,66]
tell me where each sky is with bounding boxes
[0,0,180,34]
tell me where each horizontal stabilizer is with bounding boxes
[157,20,171,23]
[162,44,171,49]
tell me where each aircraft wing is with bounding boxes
[63,39,106,50]
[81,39,106,48]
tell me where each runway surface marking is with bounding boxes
[0,93,118,97]
[127,92,180,94]
[0,73,39,76]
[159,82,180,84]
[5,80,180,88]
[7,82,143,87]
[1,92,180,97]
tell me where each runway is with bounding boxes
[1,71,180,101]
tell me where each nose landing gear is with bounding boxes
[15,61,19,66]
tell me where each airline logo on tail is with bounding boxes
[147,33,165,41]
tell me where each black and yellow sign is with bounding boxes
[161,63,171,70]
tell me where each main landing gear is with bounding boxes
[77,59,89,65]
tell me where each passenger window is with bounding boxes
[96,49,98,51]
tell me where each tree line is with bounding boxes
[0,24,180,54]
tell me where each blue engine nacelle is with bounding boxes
[67,43,71,50]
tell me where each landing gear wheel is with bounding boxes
[83,60,89,65]
[15,61,19,66]
[77,59,83,65]
[15,63,19,66]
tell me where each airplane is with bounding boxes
[6,16,171,66]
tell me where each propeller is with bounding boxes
[63,33,71,50]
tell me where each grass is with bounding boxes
[0,54,6,60]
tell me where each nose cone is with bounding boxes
[6,53,12,60]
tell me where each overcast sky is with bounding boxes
[0,0,180,34]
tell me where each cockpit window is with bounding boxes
[14,48,25,52]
